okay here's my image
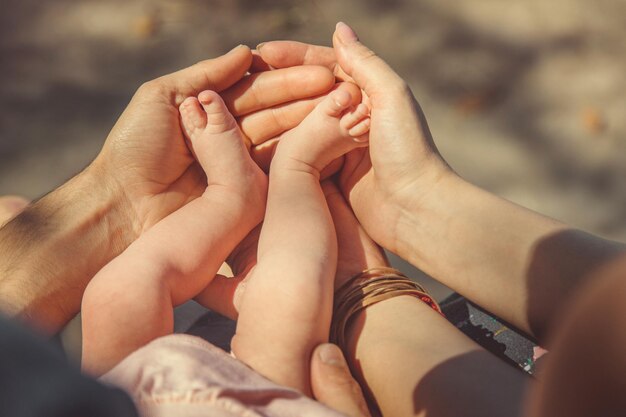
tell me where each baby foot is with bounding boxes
[273,88,370,175]
[179,90,267,210]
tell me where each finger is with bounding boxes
[311,343,372,417]
[221,66,335,117]
[164,45,252,104]
[240,94,324,146]
[332,22,406,99]
[244,81,362,148]
[0,195,30,226]
[250,49,272,72]
[257,41,353,82]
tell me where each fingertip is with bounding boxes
[355,103,370,116]
[225,44,252,64]
[311,342,372,417]
[316,343,347,367]
[331,89,352,109]
[349,118,371,139]
[255,40,301,68]
[335,22,359,45]
[198,90,218,104]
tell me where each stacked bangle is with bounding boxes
[330,267,443,350]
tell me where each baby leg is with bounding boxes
[82,91,266,376]
[232,89,369,394]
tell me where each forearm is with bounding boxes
[346,296,529,417]
[397,173,626,340]
[0,165,134,333]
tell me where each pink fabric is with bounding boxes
[101,334,346,417]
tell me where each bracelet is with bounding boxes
[330,267,444,350]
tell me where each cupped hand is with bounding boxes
[91,45,336,239]
[256,24,453,256]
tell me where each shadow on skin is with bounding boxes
[527,262,626,417]
[412,350,527,417]
[525,229,626,341]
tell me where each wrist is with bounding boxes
[0,164,136,332]
[392,167,464,266]
[87,157,142,244]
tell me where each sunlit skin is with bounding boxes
[232,86,369,395]
[81,90,268,376]
[0,45,339,333]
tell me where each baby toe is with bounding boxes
[340,103,370,131]
[180,97,207,141]
[348,118,370,142]
[198,90,238,134]
[319,90,353,118]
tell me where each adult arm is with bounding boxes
[256,25,626,342]
[324,182,528,417]
[199,183,529,417]
[0,45,337,334]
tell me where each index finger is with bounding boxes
[221,65,335,116]
[256,41,353,82]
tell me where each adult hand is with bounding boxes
[255,24,452,258]
[0,46,336,332]
[92,45,336,237]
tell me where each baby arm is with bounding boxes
[81,91,267,376]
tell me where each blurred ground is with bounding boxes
[2,0,626,356]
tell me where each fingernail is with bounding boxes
[319,343,345,366]
[256,42,266,51]
[228,44,245,54]
[335,22,358,44]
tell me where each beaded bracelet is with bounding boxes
[330,267,444,350]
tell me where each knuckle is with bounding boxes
[358,48,378,62]
[388,78,411,96]
[137,78,166,97]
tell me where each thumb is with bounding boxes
[332,22,405,99]
[311,343,372,417]
[164,45,252,102]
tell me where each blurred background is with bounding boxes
[2,0,626,357]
